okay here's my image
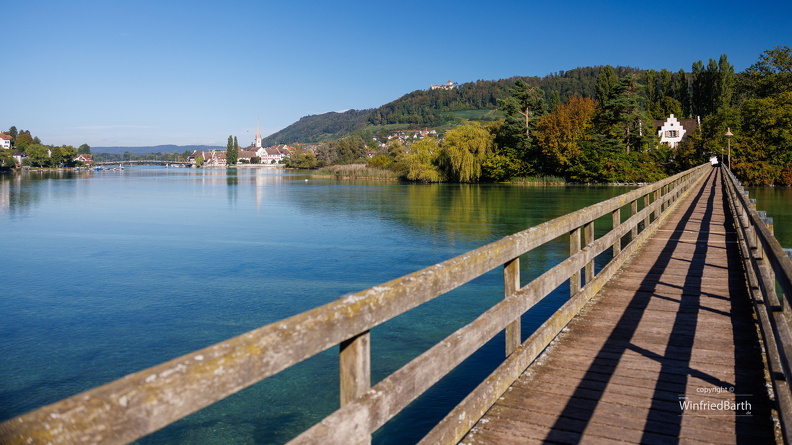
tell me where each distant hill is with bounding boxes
[261,109,372,146]
[261,66,638,145]
[92,145,223,155]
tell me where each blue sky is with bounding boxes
[2,0,790,148]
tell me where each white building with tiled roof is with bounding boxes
[0,132,12,150]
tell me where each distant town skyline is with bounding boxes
[2,0,790,147]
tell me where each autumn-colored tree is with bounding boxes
[534,96,597,171]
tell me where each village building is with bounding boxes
[13,152,27,165]
[74,154,93,166]
[379,128,439,148]
[654,114,700,148]
[188,149,227,167]
[237,150,258,164]
[0,132,12,150]
[258,145,292,164]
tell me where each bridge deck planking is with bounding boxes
[462,168,776,444]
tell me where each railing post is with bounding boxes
[612,208,621,257]
[584,221,594,284]
[653,189,661,221]
[340,331,371,408]
[570,227,581,296]
[643,194,651,229]
[630,199,638,240]
[504,258,521,356]
[762,216,778,307]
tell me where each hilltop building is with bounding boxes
[654,114,700,148]
[430,80,457,90]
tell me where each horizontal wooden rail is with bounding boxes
[0,164,710,445]
[722,167,792,444]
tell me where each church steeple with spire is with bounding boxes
[255,117,262,149]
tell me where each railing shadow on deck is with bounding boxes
[0,164,711,445]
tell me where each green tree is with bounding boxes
[548,90,561,112]
[742,46,792,98]
[644,69,663,119]
[595,65,619,108]
[735,91,792,183]
[675,69,692,117]
[27,144,51,167]
[195,154,204,167]
[439,122,494,182]
[495,79,546,174]
[284,146,319,169]
[403,138,443,182]
[715,54,735,112]
[658,96,683,118]
[659,69,673,100]
[15,133,33,151]
[51,145,77,167]
[0,150,15,168]
[595,75,648,154]
[227,135,238,165]
[8,126,17,140]
[333,136,367,164]
[78,144,91,154]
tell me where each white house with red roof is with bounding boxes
[0,132,12,150]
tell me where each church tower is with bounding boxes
[255,117,262,149]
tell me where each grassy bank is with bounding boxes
[509,175,567,185]
[315,164,401,180]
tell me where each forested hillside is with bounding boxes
[263,67,638,145]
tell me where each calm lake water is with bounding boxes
[0,167,788,444]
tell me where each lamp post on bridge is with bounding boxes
[725,128,733,170]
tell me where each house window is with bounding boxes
[665,130,678,138]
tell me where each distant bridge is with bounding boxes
[2,164,791,444]
[93,160,191,167]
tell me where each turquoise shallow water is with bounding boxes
[1,167,641,444]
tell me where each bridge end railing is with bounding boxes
[722,166,792,444]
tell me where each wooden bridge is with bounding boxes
[2,164,792,444]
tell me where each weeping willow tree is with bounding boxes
[439,122,494,182]
[403,137,444,182]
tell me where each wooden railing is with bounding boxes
[723,166,792,444]
[0,164,711,445]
